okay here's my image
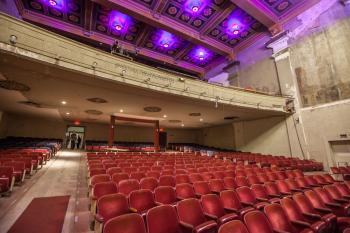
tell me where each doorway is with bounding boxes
[329,140,350,166]
[65,126,85,149]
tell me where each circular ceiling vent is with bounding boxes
[189,113,201,116]
[18,101,41,108]
[144,106,162,112]
[0,80,30,92]
[85,110,103,115]
[224,116,239,120]
[87,97,108,103]
[168,120,182,123]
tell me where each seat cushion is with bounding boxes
[193,220,217,233]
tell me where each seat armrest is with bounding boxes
[291,220,311,228]
[325,202,341,208]
[204,213,218,220]
[334,198,349,203]
[240,201,254,207]
[129,207,138,213]
[281,191,293,196]
[269,194,281,198]
[314,207,332,213]
[302,212,321,220]
[179,221,194,230]
[257,197,269,202]
[95,214,104,223]
[155,201,163,206]
[194,221,218,233]
[273,229,290,233]
[224,207,238,213]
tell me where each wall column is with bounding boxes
[108,115,116,147]
[154,120,160,151]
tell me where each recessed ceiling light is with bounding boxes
[232,24,239,30]
[66,112,70,115]
[200,118,203,122]
[61,101,67,105]
[49,0,57,6]
[115,24,122,31]
[163,43,169,48]
[192,6,199,12]
[181,123,184,127]
[119,109,124,113]
[199,57,204,61]
[163,114,167,118]
[233,30,239,35]
[199,51,204,56]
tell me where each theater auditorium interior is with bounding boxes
[0,0,350,233]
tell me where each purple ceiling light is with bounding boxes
[227,18,242,36]
[110,11,131,33]
[185,0,206,14]
[193,47,210,61]
[158,30,175,48]
[46,0,64,9]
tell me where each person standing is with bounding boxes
[77,135,82,149]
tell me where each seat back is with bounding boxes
[276,180,291,193]
[140,177,158,191]
[313,187,334,203]
[264,204,294,233]
[118,179,140,196]
[177,198,207,228]
[92,181,118,200]
[324,185,343,199]
[251,184,269,200]
[146,171,160,179]
[154,186,177,205]
[193,181,211,196]
[209,179,225,193]
[304,189,327,209]
[220,190,243,210]
[130,172,145,181]
[335,183,350,196]
[111,173,129,184]
[292,193,316,214]
[175,183,196,199]
[104,213,146,233]
[244,211,273,233]
[223,177,237,190]
[129,189,156,213]
[96,193,129,223]
[236,186,256,204]
[175,174,190,184]
[146,205,181,233]
[235,176,249,187]
[280,197,304,222]
[201,194,225,218]
[189,173,204,183]
[247,175,260,186]
[159,175,176,187]
[91,174,111,186]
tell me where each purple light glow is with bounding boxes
[46,0,64,9]
[226,18,243,36]
[193,47,211,61]
[157,30,176,49]
[110,11,131,33]
[185,0,205,14]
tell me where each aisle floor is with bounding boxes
[0,150,92,233]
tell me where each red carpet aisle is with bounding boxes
[7,196,70,233]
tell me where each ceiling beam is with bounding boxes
[83,0,94,32]
[174,44,194,61]
[135,25,151,47]
[200,4,236,35]
[20,10,205,75]
[91,0,234,56]
[230,0,278,28]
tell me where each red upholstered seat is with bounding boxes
[129,189,156,215]
[218,220,249,233]
[118,179,140,196]
[209,179,225,194]
[95,193,131,232]
[219,190,254,217]
[280,197,327,233]
[140,177,158,191]
[251,184,280,204]
[223,177,237,190]
[159,175,176,187]
[111,173,129,184]
[130,172,145,181]
[194,181,211,197]
[190,173,204,183]
[154,186,177,205]
[177,198,217,233]
[0,166,14,192]
[90,174,111,187]
[146,205,182,233]
[176,183,196,200]
[264,203,313,233]
[92,181,118,201]
[247,175,261,186]
[103,213,147,233]
[313,187,350,217]
[244,211,274,233]
[146,171,160,179]
[235,176,249,187]
[236,186,269,210]
[201,194,238,225]
[175,174,191,184]
[3,161,26,182]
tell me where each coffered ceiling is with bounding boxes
[14,0,320,76]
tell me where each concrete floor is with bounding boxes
[0,150,92,233]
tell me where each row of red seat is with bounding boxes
[93,183,350,233]
[331,167,350,180]
[0,149,55,195]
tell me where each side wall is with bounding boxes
[197,124,235,150]
[234,116,293,156]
